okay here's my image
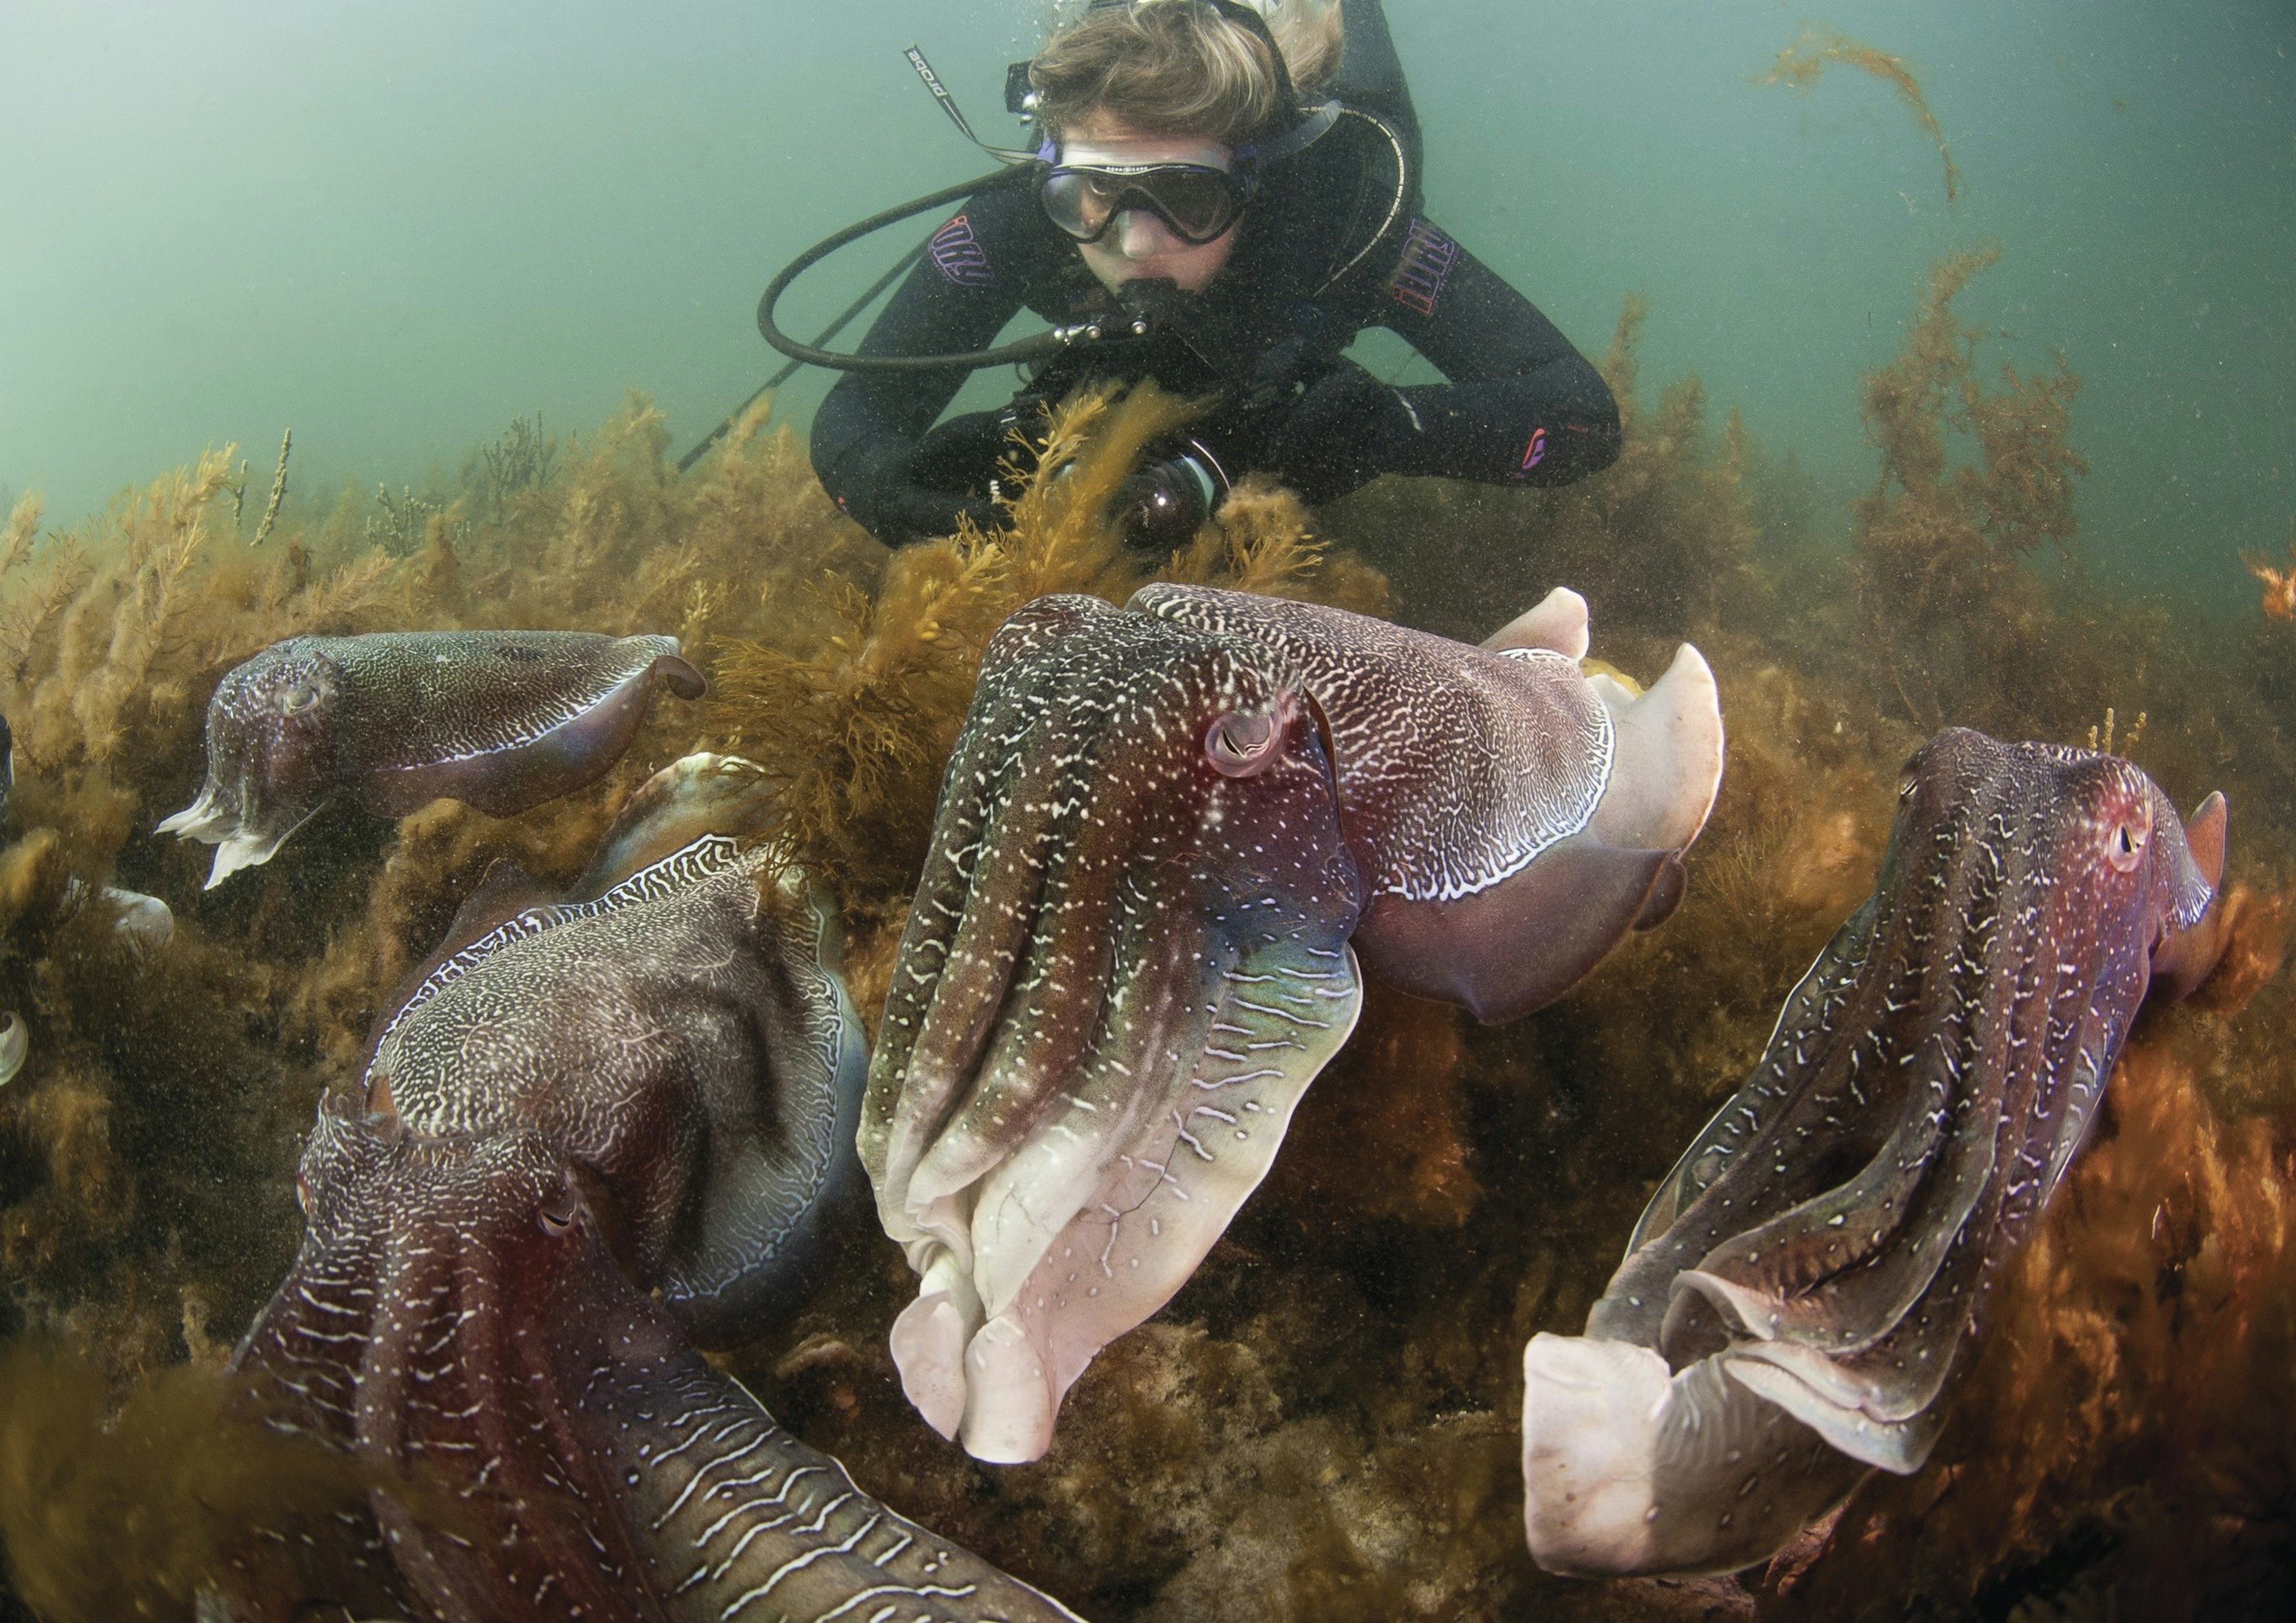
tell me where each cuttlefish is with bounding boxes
[362,753,863,1343]
[222,1104,1085,1622]
[160,630,704,888]
[866,586,1724,1463]
[1523,728,2228,1578]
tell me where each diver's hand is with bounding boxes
[887,411,1021,544]
[883,483,1003,546]
[1115,454,1219,553]
[1261,359,1417,506]
[909,410,1016,490]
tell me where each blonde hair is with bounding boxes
[1031,1,1345,146]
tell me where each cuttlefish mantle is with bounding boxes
[1140,585,1725,1021]
[866,586,1724,1464]
[361,753,859,1344]
[160,630,704,888]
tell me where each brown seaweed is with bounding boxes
[1762,26,1962,205]
[4,243,2295,1619]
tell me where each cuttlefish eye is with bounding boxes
[1897,768,1919,803]
[278,679,323,715]
[294,1172,311,1214]
[1205,707,1282,777]
[538,1179,580,1235]
[2105,805,2151,874]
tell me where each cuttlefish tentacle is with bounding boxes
[1524,728,2229,1578]
[160,630,704,889]
[362,755,862,1346]
[229,1109,1083,1622]
[1132,584,1724,1021]
[863,594,1364,1462]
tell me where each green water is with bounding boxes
[4,1,2289,607]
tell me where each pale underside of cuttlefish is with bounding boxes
[361,753,862,1343]
[159,630,705,889]
[222,1111,1084,1622]
[1522,728,2229,1578]
[864,585,1726,1464]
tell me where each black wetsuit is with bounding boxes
[811,84,1619,547]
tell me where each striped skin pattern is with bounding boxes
[863,594,1365,1465]
[223,1113,1083,1622]
[1140,584,1722,1025]
[1131,585,1612,904]
[1524,728,2229,1578]
[362,831,865,1346]
[159,630,704,889]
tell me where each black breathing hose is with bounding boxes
[675,237,930,474]
[756,165,1065,373]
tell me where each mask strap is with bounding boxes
[904,45,1041,165]
[1239,99,1340,166]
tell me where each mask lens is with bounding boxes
[1144,168,1238,240]
[1040,165,1241,245]
[1040,168,1120,239]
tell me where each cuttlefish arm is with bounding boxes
[863,595,1364,1463]
[228,1108,1083,1621]
[1132,584,1724,1022]
[1523,729,2228,1577]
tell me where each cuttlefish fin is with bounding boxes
[2151,789,2230,1001]
[1352,641,1723,1023]
[1482,586,1591,660]
[2184,790,2228,892]
[569,753,774,901]
[1355,834,1674,1023]
[1588,643,1725,855]
[650,651,708,701]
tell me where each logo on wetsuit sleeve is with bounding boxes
[1386,218,1460,316]
[1519,426,1548,473]
[930,214,994,287]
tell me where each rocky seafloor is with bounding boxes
[1,255,2290,1621]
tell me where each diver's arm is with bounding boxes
[1261,219,1620,502]
[808,212,1030,545]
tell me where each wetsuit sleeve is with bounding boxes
[808,207,1029,544]
[1262,217,1621,502]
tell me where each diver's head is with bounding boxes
[1028,1,1341,295]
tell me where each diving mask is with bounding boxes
[1040,152,1253,246]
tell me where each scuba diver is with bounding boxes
[802,0,1621,551]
